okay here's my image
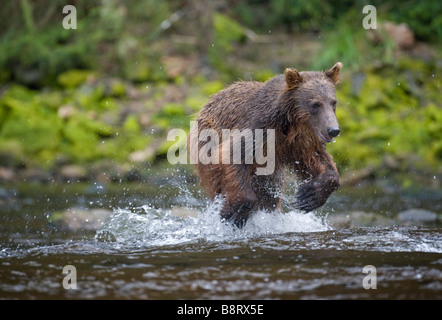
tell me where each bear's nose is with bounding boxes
[327,127,340,138]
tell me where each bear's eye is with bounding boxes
[310,102,322,110]
[331,100,337,111]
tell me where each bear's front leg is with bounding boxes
[216,165,258,228]
[295,171,339,212]
[294,152,339,212]
[220,191,257,229]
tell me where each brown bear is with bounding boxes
[189,62,343,228]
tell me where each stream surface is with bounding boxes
[0,179,441,299]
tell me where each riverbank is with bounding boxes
[0,157,441,192]
[1,171,441,235]
[1,2,441,198]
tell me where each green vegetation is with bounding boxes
[330,59,442,173]
[0,1,440,186]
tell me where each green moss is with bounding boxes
[0,140,24,166]
[0,87,62,166]
[202,81,224,96]
[162,103,186,117]
[329,59,441,172]
[253,70,275,82]
[213,13,246,51]
[123,114,141,134]
[185,95,209,112]
[111,80,127,97]
[61,117,99,162]
[154,117,171,130]
[57,69,95,88]
[76,84,105,110]
[99,97,117,111]
[124,59,151,82]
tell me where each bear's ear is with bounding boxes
[284,68,303,89]
[325,62,343,84]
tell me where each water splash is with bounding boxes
[95,200,329,246]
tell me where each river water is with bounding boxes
[0,178,441,300]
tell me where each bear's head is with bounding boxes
[283,62,343,144]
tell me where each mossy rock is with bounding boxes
[57,69,95,88]
[110,80,127,97]
[123,114,141,134]
[162,103,186,117]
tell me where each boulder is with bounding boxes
[0,167,15,182]
[49,207,114,232]
[326,213,350,229]
[349,211,395,228]
[397,208,437,224]
[327,211,395,229]
[383,21,415,49]
[59,165,88,181]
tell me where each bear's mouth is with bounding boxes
[318,132,333,143]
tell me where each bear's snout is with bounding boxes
[327,127,341,138]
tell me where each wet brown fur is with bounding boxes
[189,63,343,227]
